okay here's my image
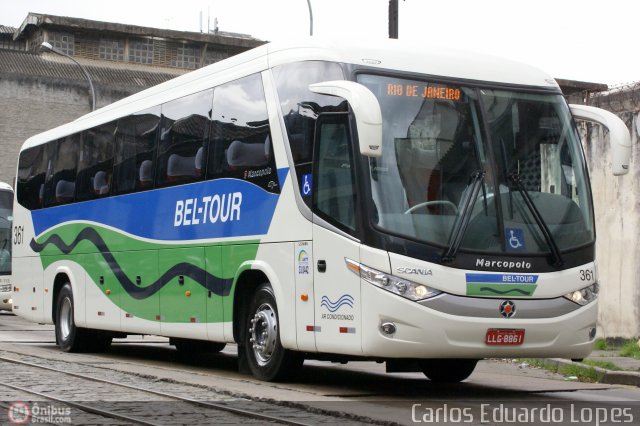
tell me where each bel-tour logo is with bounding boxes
[174,192,242,227]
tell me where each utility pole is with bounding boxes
[389,0,399,39]
[306,0,314,36]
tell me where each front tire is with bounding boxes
[244,284,302,381]
[421,359,478,383]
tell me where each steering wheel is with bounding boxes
[404,200,458,215]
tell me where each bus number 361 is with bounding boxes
[13,225,24,245]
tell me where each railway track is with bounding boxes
[0,351,382,425]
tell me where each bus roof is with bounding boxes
[20,38,559,151]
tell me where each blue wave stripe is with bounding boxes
[32,172,288,241]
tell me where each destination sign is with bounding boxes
[386,83,461,101]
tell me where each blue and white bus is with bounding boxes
[12,39,630,382]
[0,182,13,311]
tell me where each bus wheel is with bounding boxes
[55,283,85,352]
[172,338,226,353]
[244,283,302,381]
[420,359,478,383]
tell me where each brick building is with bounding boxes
[0,13,264,185]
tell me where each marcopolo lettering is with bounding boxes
[174,192,242,227]
[475,258,532,270]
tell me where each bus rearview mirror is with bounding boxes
[309,81,382,157]
[570,104,631,176]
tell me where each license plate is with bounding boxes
[485,328,525,345]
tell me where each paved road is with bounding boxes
[1,311,639,425]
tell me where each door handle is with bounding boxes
[317,260,326,273]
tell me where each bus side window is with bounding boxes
[17,145,47,210]
[76,121,116,201]
[272,61,346,206]
[207,73,278,193]
[156,89,212,188]
[43,136,78,207]
[113,107,160,195]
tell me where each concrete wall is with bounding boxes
[582,107,640,338]
[0,76,134,185]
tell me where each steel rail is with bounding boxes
[0,379,158,425]
[0,355,312,426]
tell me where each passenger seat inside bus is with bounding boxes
[55,179,75,203]
[138,160,153,188]
[226,139,268,170]
[195,147,203,177]
[92,170,110,195]
[167,153,197,181]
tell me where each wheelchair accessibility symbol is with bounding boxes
[302,174,313,197]
[505,228,525,252]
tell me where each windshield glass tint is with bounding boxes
[358,74,594,254]
[357,75,496,248]
[479,89,594,253]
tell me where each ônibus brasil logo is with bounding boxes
[7,402,30,424]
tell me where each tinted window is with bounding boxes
[17,144,48,210]
[208,74,279,193]
[44,136,79,206]
[76,122,116,201]
[113,107,160,194]
[157,90,212,187]
[273,61,346,204]
[314,115,357,232]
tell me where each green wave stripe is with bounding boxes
[37,223,260,323]
[466,283,537,297]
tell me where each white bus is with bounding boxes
[0,182,13,311]
[12,39,630,382]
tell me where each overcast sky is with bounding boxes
[2,0,637,85]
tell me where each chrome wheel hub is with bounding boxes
[59,297,72,340]
[249,302,277,366]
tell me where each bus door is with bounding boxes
[312,114,362,354]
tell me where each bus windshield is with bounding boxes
[0,189,12,275]
[358,74,594,255]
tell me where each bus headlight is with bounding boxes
[345,258,441,301]
[564,283,599,306]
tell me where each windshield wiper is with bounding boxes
[442,170,485,263]
[508,173,564,267]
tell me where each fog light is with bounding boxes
[380,322,396,335]
[589,327,597,340]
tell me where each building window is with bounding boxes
[129,38,153,65]
[50,32,74,56]
[173,45,200,69]
[99,39,124,61]
[0,39,25,51]
[203,49,228,66]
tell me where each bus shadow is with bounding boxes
[92,341,553,400]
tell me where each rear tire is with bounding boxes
[55,283,85,352]
[55,283,112,353]
[421,359,478,383]
[244,283,302,381]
